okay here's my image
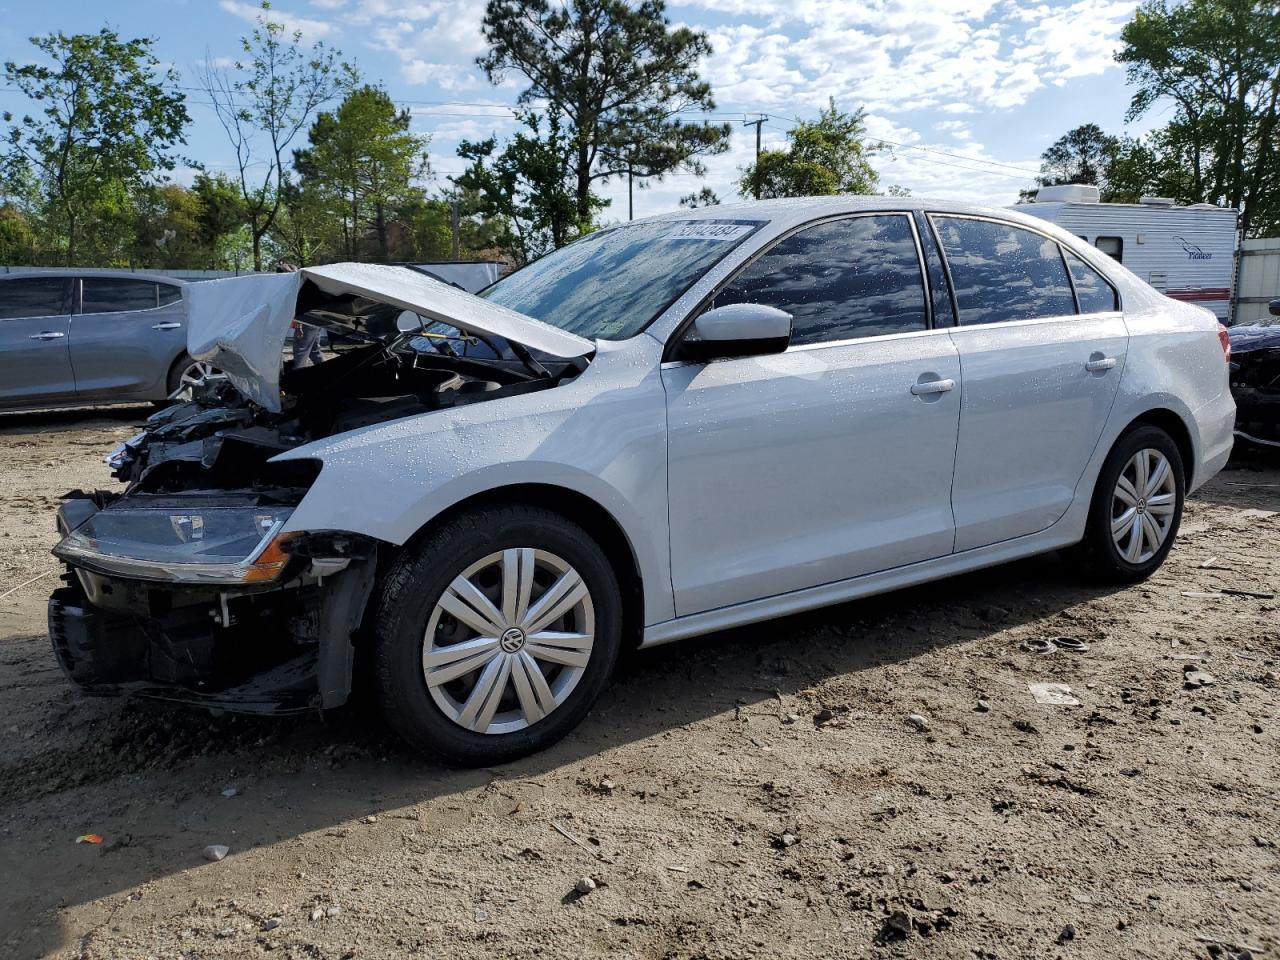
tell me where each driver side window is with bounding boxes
[711,214,928,346]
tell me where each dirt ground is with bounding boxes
[0,406,1276,960]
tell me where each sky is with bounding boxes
[0,0,1168,224]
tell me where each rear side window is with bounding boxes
[712,214,927,346]
[1065,252,1118,313]
[157,283,182,306]
[0,277,69,320]
[82,279,158,314]
[933,217,1076,325]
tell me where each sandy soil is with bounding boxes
[1,406,1277,960]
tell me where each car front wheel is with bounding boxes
[1077,424,1185,583]
[373,505,622,765]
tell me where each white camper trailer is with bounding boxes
[1019,184,1239,321]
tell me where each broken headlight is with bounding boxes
[53,505,297,585]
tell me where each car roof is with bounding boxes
[0,270,187,284]
[627,195,1063,235]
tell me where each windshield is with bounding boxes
[479,219,763,340]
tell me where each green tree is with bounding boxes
[192,172,251,268]
[1118,0,1280,235]
[130,183,203,268]
[477,0,730,227]
[1037,124,1121,188]
[199,0,352,269]
[294,85,430,261]
[396,196,455,261]
[679,186,720,208]
[455,111,599,263]
[0,203,38,264]
[1,28,189,264]
[739,101,881,200]
[269,179,334,266]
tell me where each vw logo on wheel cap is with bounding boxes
[500,626,527,653]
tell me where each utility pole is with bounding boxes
[628,164,633,221]
[449,199,460,260]
[743,114,767,199]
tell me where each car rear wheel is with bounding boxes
[1076,424,1185,583]
[373,505,622,765]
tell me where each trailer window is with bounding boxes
[1094,236,1123,262]
[1065,252,1119,313]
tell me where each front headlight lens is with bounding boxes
[54,505,296,584]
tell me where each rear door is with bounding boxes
[0,276,75,406]
[68,278,185,401]
[663,213,961,616]
[931,215,1128,551]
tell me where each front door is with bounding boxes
[0,276,74,406]
[931,215,1128,551]
[662,213,961,617]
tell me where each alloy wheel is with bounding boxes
[1110,447,1177,564]
[170,359,224,399]
[423,548,596,735]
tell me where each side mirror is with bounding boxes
[680,303,792,362]
[1268,298,1280,317]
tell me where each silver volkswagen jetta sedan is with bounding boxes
[0,270,215,410]
[48,198,1235,765]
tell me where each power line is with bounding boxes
[0,82,1042,183]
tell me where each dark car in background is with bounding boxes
[0,271,215,411]
[1228,297,1280,448]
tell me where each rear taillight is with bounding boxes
[1217,322,1231,363]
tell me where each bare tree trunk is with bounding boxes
[575,140,591,228]
[375,201,388,261]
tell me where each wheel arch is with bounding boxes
[395,483,647,649]
[164,349,193,396]
[1119,407,1195,483]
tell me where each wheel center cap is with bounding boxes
[500,626,527,653]
[1137,499,1147,513]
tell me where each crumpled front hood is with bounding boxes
[1228,322,1280,355]
[185,263,594,412]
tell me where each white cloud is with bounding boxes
[681,0,1131,116]
[218,0,335,38]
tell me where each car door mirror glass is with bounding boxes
[682,303,792,362]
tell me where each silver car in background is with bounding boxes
[0,271,213,410]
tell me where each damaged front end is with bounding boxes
[1229,321,1280,449]
[49,264,592,714]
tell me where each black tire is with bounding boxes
[373,504,622,766]
[165,352,194,397]
[1075,424,1185,583]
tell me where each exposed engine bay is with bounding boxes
[1229,320,1280,448]
[48,270,590,713]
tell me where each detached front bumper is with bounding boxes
[48,553,376,715]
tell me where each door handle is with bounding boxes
[151,321,182,331]
[910,377,955,396]
[29,331,65,341]
[1085,356,1117,372]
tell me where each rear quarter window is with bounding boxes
[1065,252,1119,313]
